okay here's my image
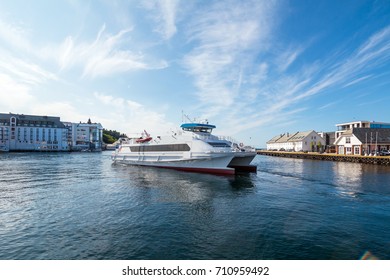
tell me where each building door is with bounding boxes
[338,145,344,154]
[354,146,360,155]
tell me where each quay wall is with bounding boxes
[257,150,390,166]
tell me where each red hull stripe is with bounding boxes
[151,165,235,175]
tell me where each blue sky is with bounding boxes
[1,0,390,147]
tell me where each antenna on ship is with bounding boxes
[183,113,192,123]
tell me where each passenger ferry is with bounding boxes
[111,122,256,175]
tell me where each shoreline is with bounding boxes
[257,150,390,166]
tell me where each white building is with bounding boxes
[0,113,69,151]
[267,130,325,152]
[335,128,390,155]
[335,121,390,139]
[63,119,103,151]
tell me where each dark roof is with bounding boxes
[0,113,65,128]
[352,128,390,144]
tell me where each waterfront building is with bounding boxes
[0,126,9,151]
[334,128,390,155]
[266,130,325,152]
[63,119,103,151]
[335,120,390,139]
[0,113,69,151]
[318,132,336,153]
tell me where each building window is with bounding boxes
[354,146,360,155]
[346,137,351,144]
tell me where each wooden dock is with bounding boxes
[257,150,390,166]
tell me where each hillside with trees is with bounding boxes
[103,129,127,144]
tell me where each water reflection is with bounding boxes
[111,164,257,204]
[259,155,390,196]
[331,161,390,196]
[332,162,364,197]
[227,173,256,190]
[2,153,390,260]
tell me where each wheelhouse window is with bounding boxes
[181,123,216,134]
[182,127,212,133]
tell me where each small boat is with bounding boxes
[135,130,152,143]
[111,122,256,175]
[0,146,9,152]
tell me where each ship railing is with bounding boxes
[217,135,239,144]
[193,134,220,141]
[194,134,242,146]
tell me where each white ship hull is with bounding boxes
[228,152,257,172]
[111,122,257,175]
[112,151,237,175]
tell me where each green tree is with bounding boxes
[317,141,322,152]
[103,133,116,144]
[103,129,128,144]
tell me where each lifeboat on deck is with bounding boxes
[136,130,152,143]
[136,136,152,143]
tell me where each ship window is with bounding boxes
[207,142,231,148]
[182,127,212,133]
[130,144,191,152]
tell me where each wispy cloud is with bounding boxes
[0,14,167,80]
[0,50,58,113]
[0,55,58,85]
[276,47,304,73]
[141,0,180,40]
[0,73,33,112]
[54,24,168,78]
[182,1,390,140]
[93,92,175,135]
[0,18,31,52]
[183,0,277,113]
[343,75,372,88]
[318,101,340,110]
[292,25,390,102]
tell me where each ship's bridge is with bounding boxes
[180,123,216,133]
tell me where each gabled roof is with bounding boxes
[288,130,314,142]
[276,133,294,143]
[267,130,320,144]
[266,134,285,144]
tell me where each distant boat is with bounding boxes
[106,137,130,150]
[111,122,256,175]
[0,146,9,152]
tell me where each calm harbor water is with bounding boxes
[0,151,389,260]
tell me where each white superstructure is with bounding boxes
[112,122,256,175]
